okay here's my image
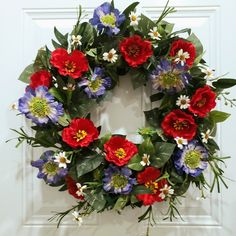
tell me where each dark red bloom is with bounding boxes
[50,48,89,79]
[62,118,99,148]
[29,70,52,89]
[161,109,197,140]
[169,39,196,67]
[65,176,84,201]
[119,35,153,67]
[189,85,216,117]
[136,167,167,205]
[104,136,138,166]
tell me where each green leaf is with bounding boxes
[77,22,95,46]
[139,14,156,35]
[128,154,144,171]
[174,179,190,196]
[18,64,34,84]
[34,48,50,70]
[58,184,67,192]
[139,138,155,156]
[130,195,139,204]
[98,133,112,150]
[54,27,68,48]
[49,87,65,103]
[150,93,164,102]
[85,190,106,211]
[209,110,231,123]
[170,28,191,36]
[212,78,236,89]
[52,39,62,49]
[122,2,139,18]
[58,113,71,127]
[187,33,203,58]
[144,108,161,128]
[76,154,104,178]
[130,69,147,89]
[114,195,129,211]
[132,185,152,195]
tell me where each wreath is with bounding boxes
[11,1,236,234]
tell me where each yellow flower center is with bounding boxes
[131,15,137,21]
[88,78,103,92]
[74,130,87,142]
[100,14,116,28]
[153,31,159,37]
[145,181,159,194]
[115,148,126,159]
[173,120,188,131]
[64,60,76,73]
[29,97,50,118]
[59,157,66,163]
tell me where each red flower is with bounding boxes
[104,136,138,166]
[65,176,84,201]
[161,109,197,140]
[119,35,153,67]
[169,39,196,67]
[29,70,52,89]
[50,48,89,79]
[62,118,99,148]
[189,85,216,117]
[136,167,167,205]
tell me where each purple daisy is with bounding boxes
[78,67,111,98]
[89,2,125,35]
[149,59,191,93]
[31,151,68,184]
[18,86,64,125]
[103,164,136,194]
[174,140,208,177]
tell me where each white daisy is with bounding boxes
[201,67,214,80]
[54,152,71,168]
[140,154,151,166]
[176,95,190,109]
[72,211,83,226]
[63,83,76,91]
[201,129,213,143]
[174,137,188,149]
[159,184,174,200]
[71,35,82,46]
[148,27,160,40]
[103,48,118,63]
[174,49,190,66]
[76,183,87,198]
[129,11,139,26]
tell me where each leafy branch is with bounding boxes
[156,0,176,25]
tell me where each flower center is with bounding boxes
[131,15,137,21]
[184,150,201,169]
[64,60,76,73]
[29,97,50,118]
[159,72,181,89]
[153,31,159,37]
[145,181,159,193]
[127,45,140,57]
[43,161,58,175]
[197,97,207,107]
[100,14,116,28]
[88,78,103,92]
[74,130,87,142]
[115,148,126,159]
[180,99,187,105]
[108,52,114,59]
[111,174,128,189]
[59,157,66,163]
[173,120,188,131]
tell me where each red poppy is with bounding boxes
[62,118,99,148]
[29,70,52,89]
[104,136,138,166]
[136,167,167,205]
[50,48,89,79]
[189,85,216,117]
[119,35,153,67]
[161,109,197,140]
[169,39,196,67]
[65,176,84,201]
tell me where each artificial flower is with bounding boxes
[189,85,216,117]
[140,154,151,166]
[169,39,196,67]
[71,35,82,46]
[176,95,190,109]
[50,48,89,79]
[174,140,208,177]
[119,35,153,67]
[76,183,87,198]
[62,118,99,148]
[174,137,188,149]
[18,86,64,125]
[103,164,136,194]
[129,11,139,26]
[149,59,191,93]
[72,211,83,226]
[78,67,111,98]
[31,151,68,184]
[54,152,71,168]
[29,70,52,89]
[201,129,213,143]
[201,67,214,80]
[89,2,125,35]
[161,109,197,140]
[62,83,76,91]
[159,184,174,200]
[65,176,85,201]
[148,27,160,40]
[103,48,118,63]
[104,136,138,166]
[136,167,167,205]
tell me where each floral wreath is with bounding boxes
[11,1,236,235]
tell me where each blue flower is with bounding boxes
[31,151,68,184]
[149,59,191,93]
[78,67,111,98]
[103,165,136,194]
[174,140,208,177]
[18,86,64,125]
[89,2,125,35]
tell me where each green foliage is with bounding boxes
[34,48,50,70]
[139,138,155,156]
[132,185,152,195]
[53,27,68,49]
[212,78,236,89]
[114,195,129,211]
[128,154,144,171]
[209,110,230,123]
[18,64,34,84]
[85,190,106,211]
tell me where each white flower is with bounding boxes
[174,137,188,149]
[148,27,160,40]
[140,154,151,166]
[54,152,71,168]
[11,102,18,111]
[201,129,213,143]
[176,95,190,109]
[159,184,174,200]
[103,48,118,63]
[174,49,190,66]
[63,83,76,91]
[71,35,82,46]
[76,183,87,198]
[129,11,139,26]
[201,67,214,80]
[72,211,83,226]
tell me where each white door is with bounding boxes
[1,0,236,235]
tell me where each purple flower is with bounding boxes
[174,140,208,177]
[149,59,191,93]
[18,86,64,125]
[31,151,68,184]
[78,67,111,98]
[89,2,125,36]
[103,164,136,194]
